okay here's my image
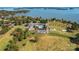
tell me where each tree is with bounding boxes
[66,27,72,32]
[23,29,28,39]
[70,33,79,45]
[71,22,79,30]
[0,24,11,34]
[39,19,47,23]
[0,20,4,26]
[11,28,23,41]
[76,33,79,38]
[4,40,19,51]
[51,18,56,21]
[11,28,28,41]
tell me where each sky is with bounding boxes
[0,0,79,7]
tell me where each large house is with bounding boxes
[26,22,48,33]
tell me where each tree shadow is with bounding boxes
[75,48,79,51]
[29,39,38,43]
[69,37,79,45]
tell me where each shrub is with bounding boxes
[22,43,26,46]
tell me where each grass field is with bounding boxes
[0,21,79,51]
[19,34,76,51]
[0,25,25,50]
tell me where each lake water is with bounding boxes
[0,7,79,23]
[16,8,79,23]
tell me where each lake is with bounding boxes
[0,7,79,23]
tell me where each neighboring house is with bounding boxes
[3,21,14,27]
[26,22,48,33]
[0,16,4,19]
